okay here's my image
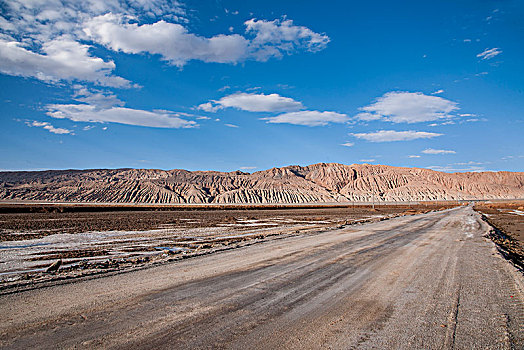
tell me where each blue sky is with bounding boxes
[1,0,523,172]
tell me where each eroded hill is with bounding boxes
[0,163,523,203]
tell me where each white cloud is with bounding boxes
[0,36,131,87]
[422,148,456,154]
[341,142,354,147]
[454,161,486,166]
[477,48,501,60]
[427,165,485,173]
[84,14,249,66]
[73,86,124,108]
[83,15,329,67]
[198,92,303,113]
[0,1,328,86]
[464,118,488,123]
[46,104,197,128]
[25,120,74,135]
[197,102,223,113]
[351,130,442,142]
[0,0,185,86]
[431,89,444,95]
[244,18,329,61]
[239,166,256,170]
[360,159,376,162]
[225,123,239,128]
[264,110,348,126]
[354,92,459,123]
[1,0,185,44]
[353,112,382,121]
[408,155,421,158]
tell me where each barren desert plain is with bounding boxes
[0,174,523,348]
[1,0,524,348]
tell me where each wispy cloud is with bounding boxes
[46,104,197,129]
[422,148,456,154]
[341,142,354,147]
[477,48,502,60]
[73,86,124,108]
[263,110,348,126]
[351,130,442,142]
[225,123,239,128]
[408,155,421,158]
[427,165,485,173]
[354,91,459,123]
[25,120,74,135]
[198,92,303,113]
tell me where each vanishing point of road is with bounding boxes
[1,206,523,349]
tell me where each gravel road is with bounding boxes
[0,206,522,349]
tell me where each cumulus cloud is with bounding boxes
[198,91,345,127]
[198,92,303,113]
[477,48,501,60]
[351,130,442,142]
[83,15,329,67]
[1,0,185,44]
[354,92,459,123]
[0,1,328,86]
[0,36,131,87]
[263,110,348,126]
[0,0,184,86]
[422,148,456,154]
[25,120,74,135]
[244,18,330,61]
[197,102,222,113]
[84,14,249,66]
[46,104,197,128]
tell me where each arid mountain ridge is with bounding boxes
[0,163,523,204]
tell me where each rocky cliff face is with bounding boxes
[0,163,523,203]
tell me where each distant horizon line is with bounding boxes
[0,162,521,174]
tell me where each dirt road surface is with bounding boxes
[1,206,523,349]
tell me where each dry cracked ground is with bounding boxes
[0,205,523,349]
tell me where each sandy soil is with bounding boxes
[0,206,522,349]
[474,200,524,269]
